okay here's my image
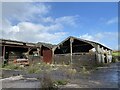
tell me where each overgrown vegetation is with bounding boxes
[112,51,120,62]
[2,62,24,70]
[1,61,93,76]
[80,66,90,74]
[112,52,120,56]
[1,61,110,88]
[53,80,69,86]
[41,72,56,89]
[26,62,54,74]
[27,64,41,74]
[40,72,69,89]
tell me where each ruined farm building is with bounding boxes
[0,36,112,65]
[0,39,37,63]
[0,39,53,64]
[52,36,112,66]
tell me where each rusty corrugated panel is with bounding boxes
[43,49,52,63]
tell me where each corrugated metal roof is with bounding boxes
[0,36,112,50]
[54,36,112,50]
[0,38,36,46]
[36,42,56,49]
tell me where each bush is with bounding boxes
[80,66,90,74]
[41,72,58,89]
[40,72,68,89]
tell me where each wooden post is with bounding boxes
[109,50,112,63]
[3,46,5,60]
[26,48,31,58]
[105,49,108,63]
[2,46,6,64]
[101,47,104,63]
[96,45,101,63]
[52,48,55,64]
[70,38,73,64]
[37,48,40,56]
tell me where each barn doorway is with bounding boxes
[104,54,107,63]
[41,45,52,63]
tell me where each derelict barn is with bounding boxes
[0,36,112,65]
[0,39,54,64]
[53,36,112,67]
[0,39,39,63]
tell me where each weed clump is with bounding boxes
[2,63,21,70]
[41,72,58,90]
[27,64,41,74]
[53,80,68,86]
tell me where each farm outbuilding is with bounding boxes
[0,36,112,66]
[0,39,38,64]
[52,36,112,66]
[0,39,54,64]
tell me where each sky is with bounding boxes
[1,2,119,50]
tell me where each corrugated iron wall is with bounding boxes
[43,49,52,63]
